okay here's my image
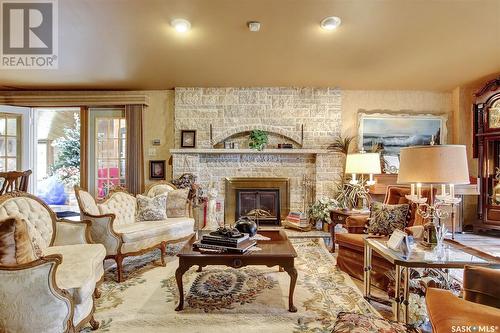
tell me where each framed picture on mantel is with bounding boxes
[181,130,196,148]
[358,112,447,156]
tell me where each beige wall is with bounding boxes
[341,90,453,148]
[142,90,174,185]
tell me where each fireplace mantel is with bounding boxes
[170,148,332,155]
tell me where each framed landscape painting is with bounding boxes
[358,112,447,156]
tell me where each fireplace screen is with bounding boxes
[236,189,280,225]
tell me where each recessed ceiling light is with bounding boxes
[320,16,341,31]
[171,18,191,33]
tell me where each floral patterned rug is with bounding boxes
[83,238,378,333]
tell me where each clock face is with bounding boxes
[489,102,500,129]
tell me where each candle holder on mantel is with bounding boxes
[398,145,470,243]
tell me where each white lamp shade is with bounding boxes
[397,145,470,185]
[345,153,381,174]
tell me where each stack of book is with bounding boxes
[193,233,256,254]
[285,212,309,228]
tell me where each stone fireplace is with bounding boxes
[225,177,290,225]
[171,87,344,221]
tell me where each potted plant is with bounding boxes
[249,130,268,151]
[308,197,340,229]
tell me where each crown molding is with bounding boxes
[0,91,149,107]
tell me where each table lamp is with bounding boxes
[344,152,381,211]
[397,145,469,243]
[345,152,382,186]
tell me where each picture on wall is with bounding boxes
[149,160,166,180]
[181,130,196,148]
[358,112,447,156]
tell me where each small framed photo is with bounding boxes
[181,130,196,148]
[149,160,166,180]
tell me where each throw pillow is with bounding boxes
[136,194,167,221]
[0,217,38,266]
[166,188,190,218]
[367,201,409,235]
[331,312,419,333]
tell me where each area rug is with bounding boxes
[83,238,378,333]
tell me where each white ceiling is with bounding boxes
[1,0,499,91]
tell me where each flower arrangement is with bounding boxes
[308,197,339,224]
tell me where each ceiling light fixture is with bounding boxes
[247,21,261,32]
[320,16,341,31]
[171,18,191,33]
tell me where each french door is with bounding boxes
[88,108,127,198]
[0,106,33,190]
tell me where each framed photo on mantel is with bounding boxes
[181,130,196,148]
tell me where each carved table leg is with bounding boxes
[283,265,298,312]
[89,315,100,330]
[175,262,191,311]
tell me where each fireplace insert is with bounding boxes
[236,189,280,225]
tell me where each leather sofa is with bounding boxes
[0,192,105,333]
[75,184,195,282]
[426,266,500,332]
[335,186,433,290]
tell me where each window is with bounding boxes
[0,114,21,172]
[95,115,126,198]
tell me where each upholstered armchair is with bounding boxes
[335,186,434,290]
[426,266,500,332]
[0,192,105,333]
[75,186,195,282]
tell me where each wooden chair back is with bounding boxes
[0,170,32,194]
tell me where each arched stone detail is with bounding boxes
[212,125,302,147]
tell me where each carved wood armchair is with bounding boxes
[0,192,105,333]
[0,170,32,194]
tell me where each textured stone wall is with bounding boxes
[172,87,343,213]
[174,87,342,148]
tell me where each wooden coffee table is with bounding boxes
[175,229,298,312]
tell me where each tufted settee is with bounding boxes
[0,192,105,333]
[75,184,195,282]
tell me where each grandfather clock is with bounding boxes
[475,76,500,232]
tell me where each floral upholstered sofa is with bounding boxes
[75,183,195,282]
[0,192,105,333]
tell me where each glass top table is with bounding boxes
[365,238,499,268]
[363,237,500,324]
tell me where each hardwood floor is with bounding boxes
[451,231,500,258]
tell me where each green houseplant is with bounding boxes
[249,130,268,151]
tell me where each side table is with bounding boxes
[329,209,370,252]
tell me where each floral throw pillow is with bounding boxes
[367,202,409,235]
[332,312,419,333]
[136,194,167,221]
